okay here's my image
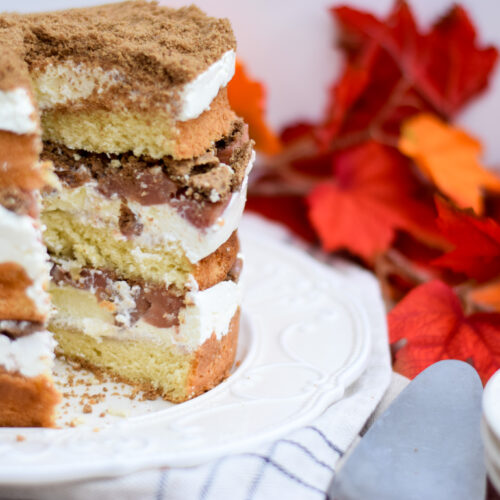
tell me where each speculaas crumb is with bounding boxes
[0,2,235,98]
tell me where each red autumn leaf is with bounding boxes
[389,280,500,384]
[245,194,317,243]
[433,198,500,281]
[426,6,499,114]
[306,141,443,262]
[280,122,315,145]
[318,2,498,148]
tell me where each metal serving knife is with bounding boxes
[329,360,485,500]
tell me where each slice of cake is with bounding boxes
[0,56,60,426]
[0,1,254,422]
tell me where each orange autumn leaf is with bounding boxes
[227,60,281,155]
[398,113,500,214]
[469,281,500,312]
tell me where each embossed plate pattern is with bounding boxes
[0,215,372,485]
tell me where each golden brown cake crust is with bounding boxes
[0,1,235,104]
[0,263,45,322]
[173,89,237,159]
[0,131,42,190]
[185,308,240,401]
[0,368,60,427]
[194,231,239,290]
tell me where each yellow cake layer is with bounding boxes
[50,312,240,403]
[40,89,236,160]
[52,326,193,402]
[43,209,191,287]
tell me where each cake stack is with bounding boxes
[0,1,254,426]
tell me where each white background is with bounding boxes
[3,0,500,164]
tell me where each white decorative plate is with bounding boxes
[0,215,372,486]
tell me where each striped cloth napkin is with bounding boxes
[0,216,392,500]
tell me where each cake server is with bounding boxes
[328,360,485,500]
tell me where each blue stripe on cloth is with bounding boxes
[305,426,345,457]
[197,427,343,499]
[199,456,227,500]
[245,442,278,500]
[242,453,326,497]
[277,439,335,473]
[155,468,169,500]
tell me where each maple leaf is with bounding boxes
[227,60,282,154]
[318,2,498,149]
[425,6,499,114]
[245,194,316,243]
[306,141,443,262]
[433,198,500,281]
[399,114,500,214]
[389,280,500,384]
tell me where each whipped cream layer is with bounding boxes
[178,50,236,121]
[0,331,55,377]
[0,205,50,316]
[32,49,235,121]
[50,279,240,351]
[0,87,38,134]
[43,154,253,264]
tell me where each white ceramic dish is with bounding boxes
[482,373,500,493]
[0,215,373,486]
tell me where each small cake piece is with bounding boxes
[0,62,59,427]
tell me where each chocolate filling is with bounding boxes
[119,202,143,239]
[0,320,45,339]
[50,265,185,329]
[41,121,253,229]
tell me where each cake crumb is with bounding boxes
[69,417,85,427]
[16,435,25,442]
[82,404,93,414]
[107,408,129,418]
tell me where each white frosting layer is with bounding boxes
[31,49,235,120]
[51,279,240,350]
[44,152,254,263]
[0,331,55,377]
[0,205,50,316]
[183,279,240,344]
[178,50,236,121]
[0,88,37,134]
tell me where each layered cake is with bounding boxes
[0,1,254,426]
